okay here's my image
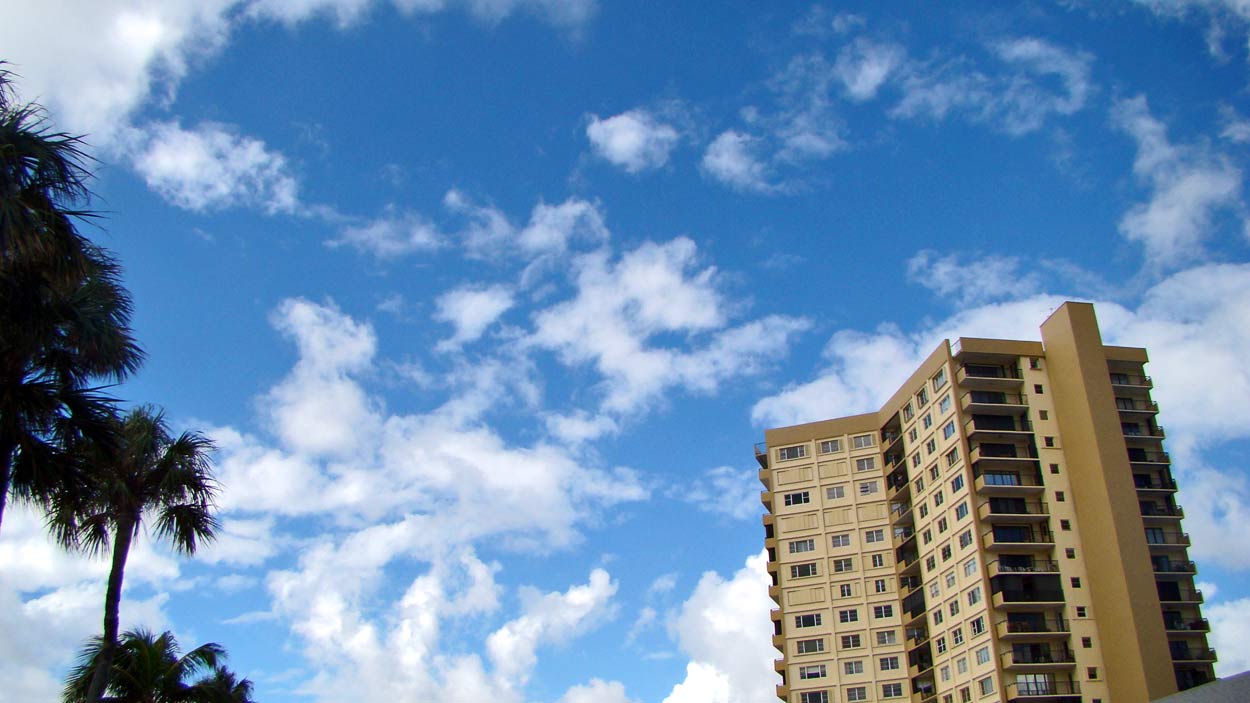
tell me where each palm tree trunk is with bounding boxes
[0,438,15,536]
[85,517,135,703]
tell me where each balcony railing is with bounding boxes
[962,391,1029,410]
[1003,647,1076,666]
[1153,560,1197,574]
[1158,588,1204,604]
[1116,398,1159,412]
[1165,618,1211,632]
[984,527,1055,549]
[1123,425,1166,439]
[978,500,1049,521]
[1129,450,1171,464]
[1135,477,1178,491]
[1110,374,1152,387]
[1171,648,1218,662]
[961,364,1024,381]
[988,560,1060,577]
[1006,680,1081,699]
[1145,531,1190,547]
[998,616,1070,636]
[1141,504,1185,518]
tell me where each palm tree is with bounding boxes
[51,407,218,703]
[64,628,256,703]
[0,64,143,533]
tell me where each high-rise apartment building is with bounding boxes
[757,302,1214,703]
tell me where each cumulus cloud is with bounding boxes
[330,206,444,258]
[434,284,516,351]
[127,120,300,213]
[1112,95,1246,266]
[559,678,638,703]
[701,130,775,192]
[906,250,1042,305]
[587,109,680,173]
[675,466,763,521]
[834,37,906,101]
[660,552,778,703]
[1205,596,1250,676]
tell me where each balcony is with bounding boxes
[988,560,1060,578]
[962,390,1029,415]
[970,442,1039,463]
[1145,531,1191,548]
[1110,373,1153,388]
[1164,618,1211,633]
[978,499,1049,523]
[965,415,1034,440]
[983,526,1055,552]
[893,527,916,551]
[1153,560,1197,575]
[1128,449,1171,465]
[887,466,911,500]
[1123,424,1166,441]
[1171,647,1218,663]
[1158,587,1204,605]
[1141,503,1185,520]
[902,591,927,624]
[1005,680,1081,701]
[1135,475,1178,493]
[890,501,914,526]
[1116,398,1159,414]
[997,616,1070,640]
[758,468,770,491]
[754,442,768,469]
[905,626,929,649]
[760,490,772,510]
[974,469,1046,496]
[958,363,1024,389]
[1002,645,1076,670]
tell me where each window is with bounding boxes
[941,545,953,562]
[917,388,930,406]
[930,582,941,597]
[784,491,811,506]
[926,438,938,454]
[935,636,947,653]
[840,583,854,598]
[978,677,995,696]
[797,638,825,654]
[800,692,830,703]
[923,413,933,429]
[879,655,900,671]
[1065,548,1076,559]
[856,457,876,472]
[1029,357,1041,370]
[1050,463,1060,474]
[941,665,951,682]
[844,660,864,675]
[919,504,929,518]
[934,611,944,626]
[778,445,807,460]
[909,428,918,442]
[903,404,914,421]
[874,605,894,619]
[799,664,827,680]
[929,464,941,481]
[1071,577,1082,588]
[860,481,879,495]
[946,448,960,466]
[945,572,957,588]
[833,558,854,573]
[1055,491,1066,502]
[841,634,862,649]
[819,439,842,454]
[912,452,922,468]
[970,617,985,636]
[883,683,904,699]
[926,556,936,571]
[1034,384,1044,394]
[866,529,885,543]
[959,530,973,549]
[922,529,933,545]
[960,687,971,703]
[838,609,859,623]
[933,368,948,390]
[1043,434,1058,447]
[934,491,946,507]
[938,517,949,533]
[943,421,956,440]
[951,475,964,492]
[967,587,982,605]
[1060,519,1071,531]
[955,502,969,520]
[796,613,823,628]
[827,485,846,500]
[1081,637,1092,648]
[952,628,964,645]
[875,579,888,593]
[790,539,815,554]
[1076,606,1087,618]
[1039,410,1049,420]
[792,563,818,578]
[853,434,874,449]
[914,476,925,492]
[847,687,867,702]
[939,394,952,414]
[876,630,897,645]
[964,559,978,577]
[831,534,852,547]
[949,601,960,617]
[872,554,886,568]
[956,658,968,674]
[975,646,990,664]
[1087,667,1099,680]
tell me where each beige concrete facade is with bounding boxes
[758,302,1214,703]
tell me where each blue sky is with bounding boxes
[3,1,1250,701]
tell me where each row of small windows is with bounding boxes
[777,434,876,461]
[790,553,892,579]
[781,480,881,507]
[796,685,905,702]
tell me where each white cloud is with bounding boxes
[587,110,680,173]
[906,250,1042,305]
[676,466,763,521]
[661,552,778,703]
[446,191,608,264]
[701,130,775,193]
[544,411,620,444]
[486,569,617,685]
[1112,95,1246,266]
[1206,597,1250,676]
[892,36,1093,135]
[834,37,906,102]
[434,284,516,351]
[559,678,638,703]
[127,120,300,213]
[330,207,444,258]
